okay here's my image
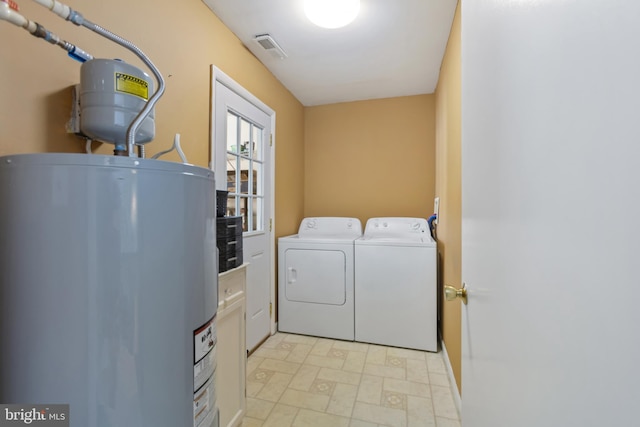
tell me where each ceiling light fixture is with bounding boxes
[304,0,360,29]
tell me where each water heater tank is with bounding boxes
[80,58,155,145]
[0,154,218,427]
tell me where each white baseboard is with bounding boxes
[440,337,462,418]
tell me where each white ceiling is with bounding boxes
[202,0,458,106]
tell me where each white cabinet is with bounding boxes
[216,263,247,427]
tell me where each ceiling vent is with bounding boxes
[253,34,288,59]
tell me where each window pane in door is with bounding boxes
[226,154,237,193]
[250,197,256,232]
[252,125,262,160]
[252,162,262,196]
[239,196,248,232]
[250,197,260,231]
[227,112,238,153]
[239,158,250,194]
[226,195,236,217]
[240,118,251,156]
[253,197,265,231]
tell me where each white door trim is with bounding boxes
[210,66,277,336]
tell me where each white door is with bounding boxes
[461,1,640,425]
[213,71,273,353]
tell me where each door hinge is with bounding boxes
[269,302,273,316]
[270,134,273,147]
[269,218,273,232]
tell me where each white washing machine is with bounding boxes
[355,217,437,351]
[278,217,362,341]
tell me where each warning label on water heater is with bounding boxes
[194,316,216,365]
[193,316,217,427]
[193,373,216,427]
[115,72,149,100]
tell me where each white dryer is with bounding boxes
[278,217,362,341]
[355,217,437,351]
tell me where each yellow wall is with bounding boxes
[304,95,436,226]
[435,1,462,392]
[0,0,304,239]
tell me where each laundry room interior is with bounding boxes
[1,0,462,426]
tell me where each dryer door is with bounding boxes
[283,248,346,305]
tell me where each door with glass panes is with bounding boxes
[214,78,272,353]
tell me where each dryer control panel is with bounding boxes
[298,217,363,238]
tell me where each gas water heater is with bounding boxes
[0,154,219,427]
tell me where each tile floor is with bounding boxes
[241,332,460,427]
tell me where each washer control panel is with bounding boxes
[365,217,429,236]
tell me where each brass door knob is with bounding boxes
[444,283,468,305]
